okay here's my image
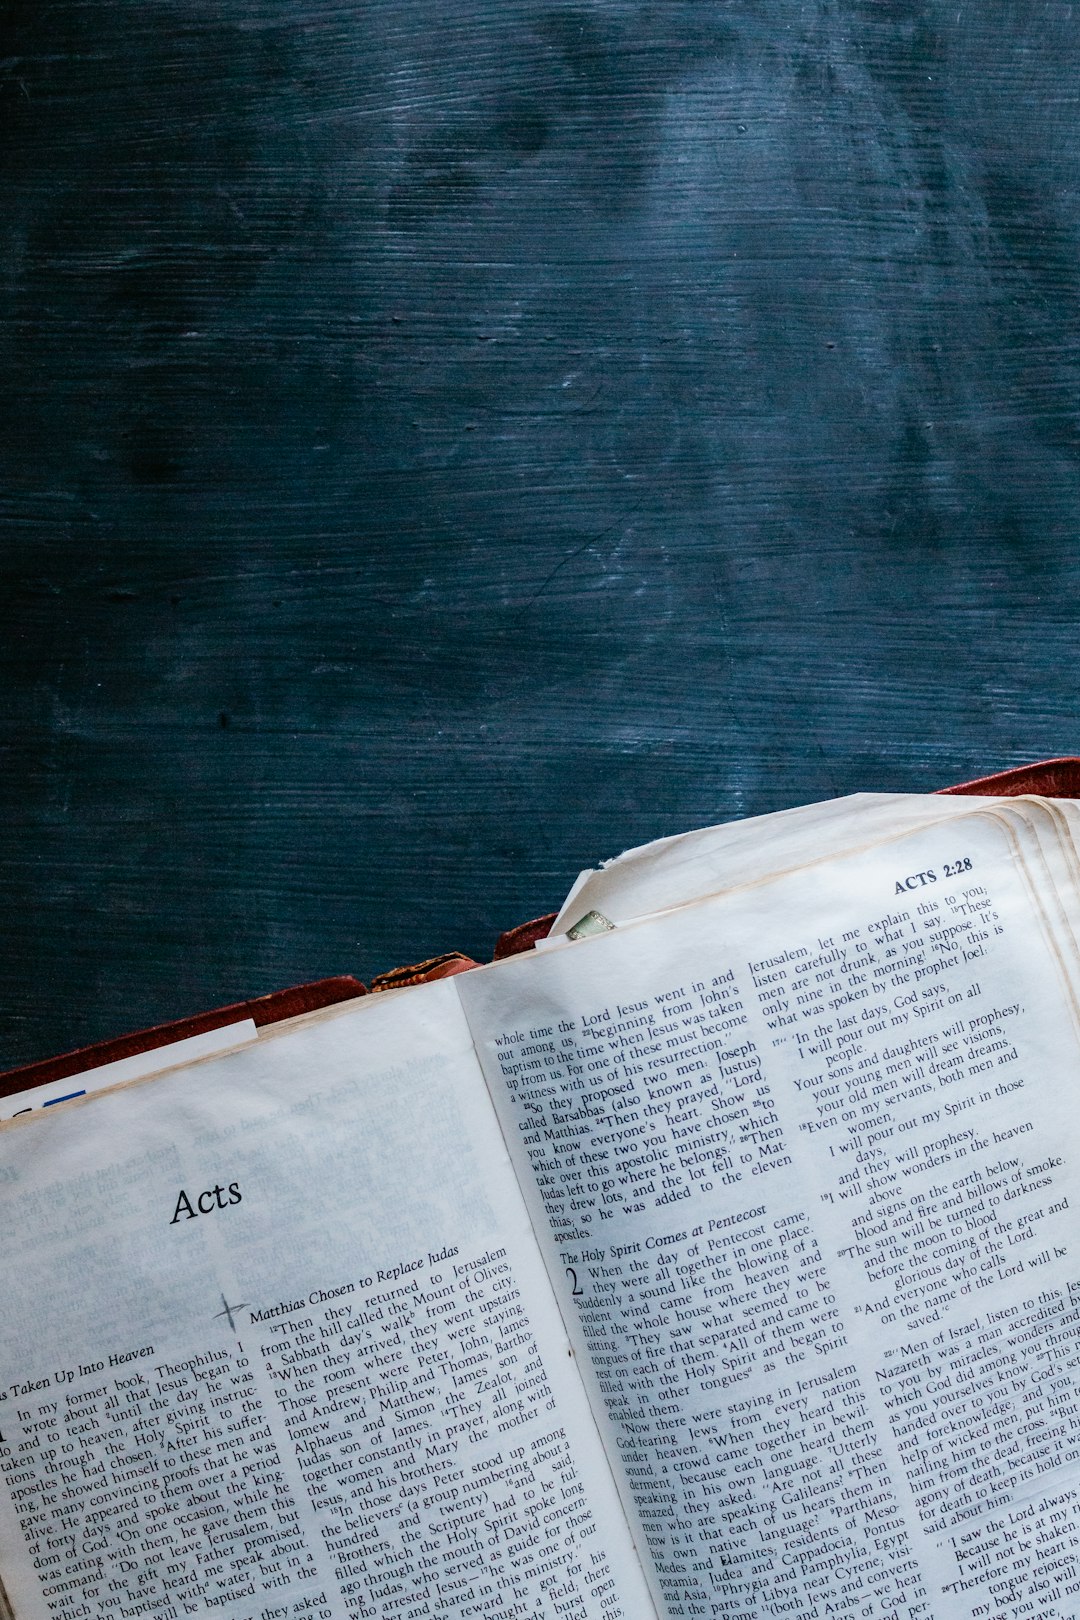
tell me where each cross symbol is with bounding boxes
[214,1293,249,1332]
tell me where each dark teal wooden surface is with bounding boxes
[2,2,1079,1063]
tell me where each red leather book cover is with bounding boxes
[0,976,365,1101]
[3,759,1076,1098]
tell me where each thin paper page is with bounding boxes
[0,983,654,1620]
[460,811,1080,1619]
[550,793,1013,935]
[552,795,901,930]
[0,1020,259,1120]
[987,801,1080,1005]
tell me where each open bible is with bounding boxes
[4,792,1080,1620]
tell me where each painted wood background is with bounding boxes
[3,1,1079,1063]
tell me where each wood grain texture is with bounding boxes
[2,1,1080,1063]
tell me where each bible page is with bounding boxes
[459,810,1080,1620]
[549,794,1012,937]
[0,981,654,1620]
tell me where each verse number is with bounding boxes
[566,1267,584,1298]
[943,857,973,877]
